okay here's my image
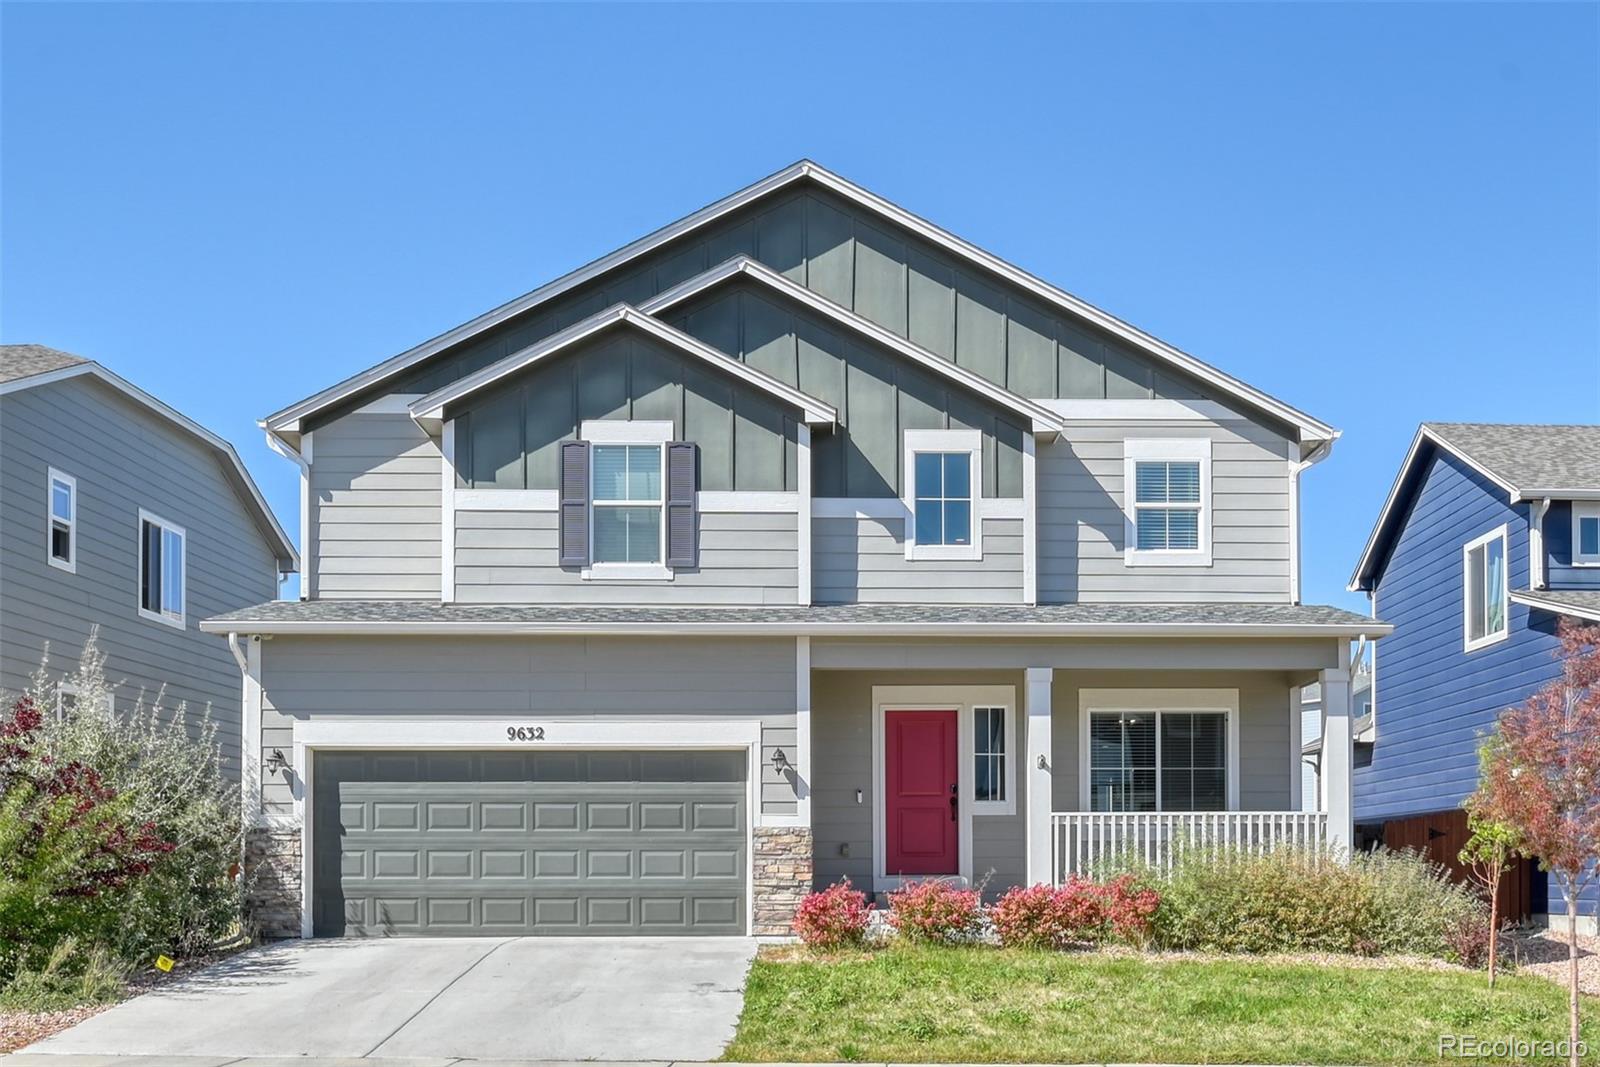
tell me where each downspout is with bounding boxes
[1289,438,1336,605]
[264,430,313,600]
[1530,497,1551,590]
[227,631,247,673]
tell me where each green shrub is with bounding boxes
[0,633,242,988]
[0,938,128,1012]
[1106,844,1487,960]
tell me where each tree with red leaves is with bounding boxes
[1476,620,1600,1067]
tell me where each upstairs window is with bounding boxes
[1124,439,1212,566]
[592,444,662,565]
[47,469,76,572]
[902,428,982,561]
[1463,526,1508,652]
[138,510,186,628]
[1574,504,1600,566]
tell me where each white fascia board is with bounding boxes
[5,362,299,571]
[200,618,1393,639]
[409,304,836,426]
[640,257,1066,435]
[1509,590,1600,623]
[1347,425,1521,592]
[263,160,1335,444]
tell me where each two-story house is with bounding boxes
[1349,422,1600,934]
[202,162,1384,939]
[0,344,299,777]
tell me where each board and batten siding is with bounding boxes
[372,183,1224,415]
[310,412,441,600]
[454,508,799,605]
[812,516,1024,605]
[1038,418,1293,604]
[257,636,800,817]
[0,376,281,778]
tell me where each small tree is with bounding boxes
[1461,738,1526,989]
[1477,621,1600,1067]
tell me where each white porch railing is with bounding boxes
[1051,811,1328,883]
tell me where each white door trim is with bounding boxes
[290,717,763,939]
[869,684,1015,892]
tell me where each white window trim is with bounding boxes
[1462,524,1510,652]
[971,703,1017,816]
[1123,438,1213,567]
[46,468,77,573]
[1573,503,1600,567]
[902,428,983,562]
[869,684,1015,891]
[580,420,673,581]
[136,508,187,629]
[1077,688,1241,812]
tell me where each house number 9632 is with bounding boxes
[506,725,546,742]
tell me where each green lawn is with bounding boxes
[725,946,1598,1065]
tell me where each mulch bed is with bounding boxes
[1507,928,1600,996]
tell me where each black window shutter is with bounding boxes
[558,440,591,568]
[665,441,698,569]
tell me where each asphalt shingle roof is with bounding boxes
[203,599,1381,632]
[0,344,89,384]
[1512,588,1600,623]
[1426,422,1600,494]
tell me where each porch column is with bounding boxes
[1024,667,1054,885]
[1320,660,1354,857]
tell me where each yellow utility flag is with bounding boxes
[154,955,174,973]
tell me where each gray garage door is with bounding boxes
[311,749,747,937]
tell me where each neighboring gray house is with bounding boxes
[204,161,1386,940]
[0,345,298,776]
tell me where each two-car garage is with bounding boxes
[309,748,749,936]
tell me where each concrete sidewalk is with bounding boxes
[2,1059,1277,1067]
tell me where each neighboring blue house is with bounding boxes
[1349,422,1600,934]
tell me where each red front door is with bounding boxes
[885,709,959,875]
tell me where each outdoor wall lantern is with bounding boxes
[770,747,790,773]
[266,748,290,775]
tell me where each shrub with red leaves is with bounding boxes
[886,878,982,942]
[1100,873,1160,946]
[792,878,872,949]
[990,875,1161,949]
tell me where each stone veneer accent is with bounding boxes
[244,825,303,939]
[753,825,813,936]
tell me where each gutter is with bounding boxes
[1530,497,1551,590]
[199,618,1394,639]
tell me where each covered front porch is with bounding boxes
[801,634,1360,894]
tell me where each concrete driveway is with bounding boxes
[22,937,756,1062]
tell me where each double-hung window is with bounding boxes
[903,429,982,560]
[579,420,673,579]
[1463,526,1508,651]
[1124,439,1211,566]
[47,469,76,572]
[138,510,186,628]
[1574,504,1600,566]
[1082,689,1236,812]
[972,704,1015,814]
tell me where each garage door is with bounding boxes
[311,749,747,936]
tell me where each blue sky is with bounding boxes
[4,3,1596,608]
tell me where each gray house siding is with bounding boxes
[450,327,798,494]
[454,509,799,605]
[1049,669,1296,812]
[0,375,280,777]
[257,635,799,817]
[370,183,1222,418]
[812,516,1024,605]
[1038,419,1294,604]
[810,669,1028,895]
[662,279,1026,498]
[311,411,441,600]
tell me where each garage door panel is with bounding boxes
[313,749,748,936]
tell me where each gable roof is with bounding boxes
[1,344,89,383]
[0,345,298,571]
[409,304,838,429]
[639,256,1065,434]
[1510,588,1600,624]
[263,161,1337,447]
[1348,422,1600,592]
